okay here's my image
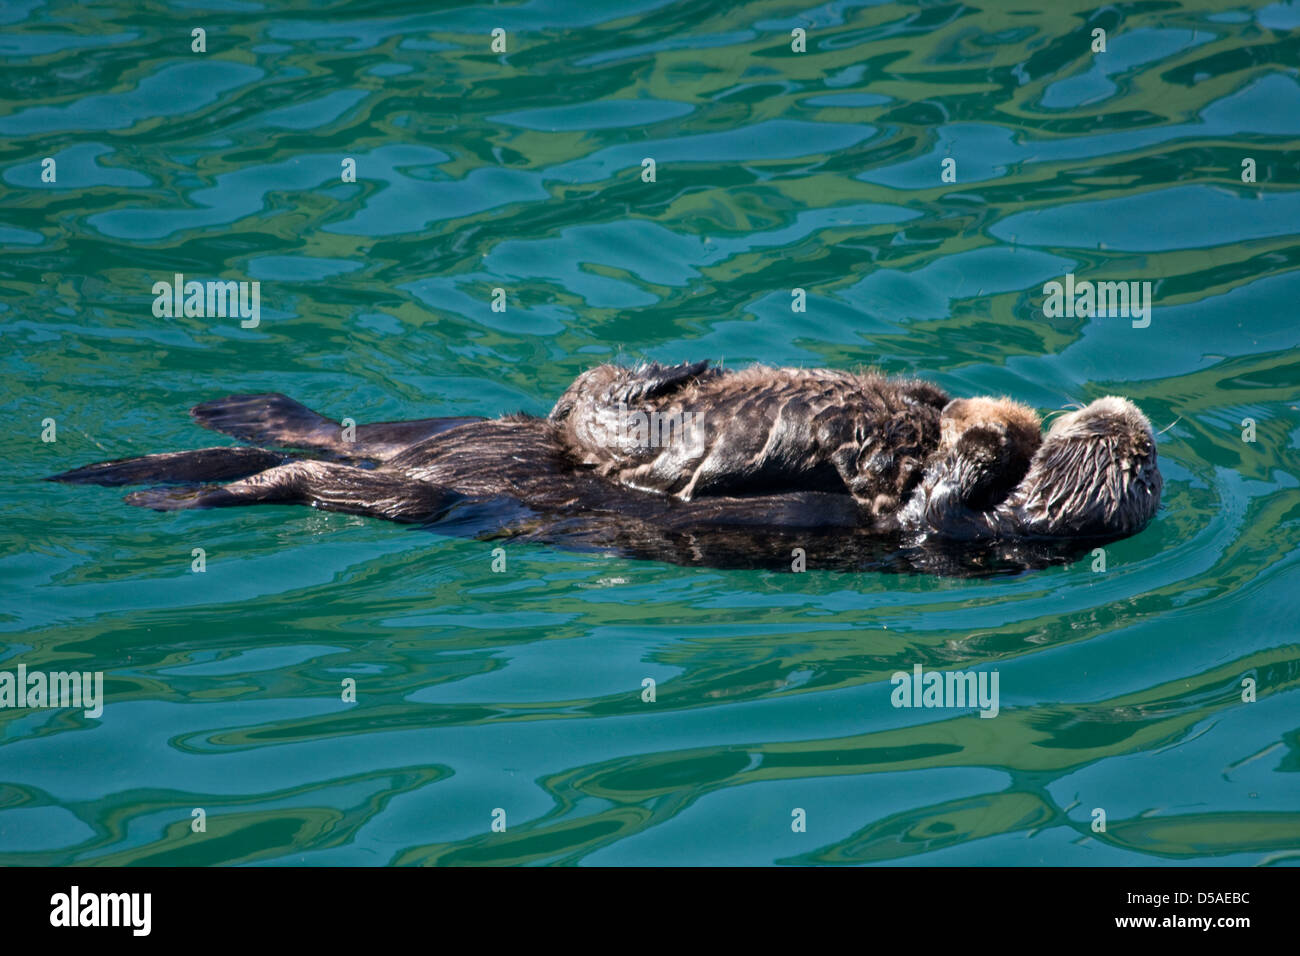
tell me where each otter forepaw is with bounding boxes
[953,424,1011,464]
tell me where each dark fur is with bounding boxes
[189,392,482,461]
[550,361,948,515]
[46,366,1163,576]
[894,396,1162,541]
[926,397,1043,512]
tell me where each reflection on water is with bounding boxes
[1,0,1299,865]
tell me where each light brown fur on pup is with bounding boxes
[931,397,1042,509]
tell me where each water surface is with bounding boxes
[2,0,1299,865]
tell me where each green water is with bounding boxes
[2,0,1299,865]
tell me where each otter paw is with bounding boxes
[870,493,899,516]
[954,424,1012,464]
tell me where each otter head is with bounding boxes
[939,397,1040,456]
[1001,396,1162,538]
[934,397,1042,511]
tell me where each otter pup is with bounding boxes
[551,362,1042,518]
[549,360,948,517]
[47,364,1163,573]
[927,396,1042,512]
[895,396,1162,540]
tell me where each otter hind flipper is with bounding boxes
[191,393,339,451]
[549,359,716,425]
[192,392,483,461]
[622,359,714,403]
[128,460,462,523]
[47,446,287,486]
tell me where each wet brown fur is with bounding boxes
[46,364,1163,573]
[550,361,950,517]
[930,397,1042,511]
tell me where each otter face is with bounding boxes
[1007,396,1162,537]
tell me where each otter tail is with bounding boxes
[47,446,288,487]
[191,392,483,461]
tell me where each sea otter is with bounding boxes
[550,361,948,514]
[549,362,1049,518]
[894,395,1162,541]
[925,396,1043,512]
[47,361,1162,574]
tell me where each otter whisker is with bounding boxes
[1154,416,1181,437]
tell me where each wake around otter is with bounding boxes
[48,361,1163,575]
